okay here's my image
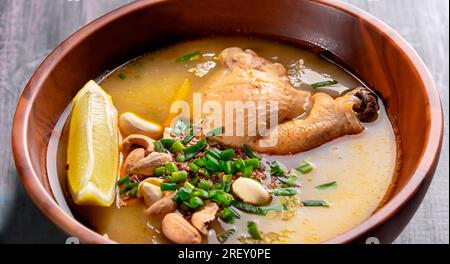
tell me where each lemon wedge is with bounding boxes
[67,80,119,206]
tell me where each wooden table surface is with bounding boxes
[0,0,448,243]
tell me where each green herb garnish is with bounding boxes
[209,190,234,206]
[176,51,201,63]
[160,183,177,191]
[119,182,139,195]
[296,162,313,174]
[232,201,284,215]
[247,222,262,240]
[301,200,330,207]
[117,175,130,186]
[154,140,169,153]
[243,145,260,159]
[310,80,338,88]
[220,148,235,161]
[269,187,298,196]
[270,161,286,176]
[315,181,337,190]
[219,207,241,223]
[118,73,127,79]
[171,170,188,183]
[182,138,207,160]
[216,229,236,243]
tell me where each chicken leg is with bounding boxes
[202,47,379,154]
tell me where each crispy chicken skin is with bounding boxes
[250,92,365,154]
[203,47,379,154]
[202,47,311,147]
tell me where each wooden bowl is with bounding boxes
[11,0,443,244]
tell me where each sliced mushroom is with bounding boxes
[131,152,172,176]
[137,178,164,206]
[162,213,202,244]
[145,191,177,217]
[191,202,219,236]
[123,148,145,175]
[119,112,164,139]
[232,177,272,205]
[120,134,155,156]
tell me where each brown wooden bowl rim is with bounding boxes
[11,0,444,244]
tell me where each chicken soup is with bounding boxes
[54,37,399,244]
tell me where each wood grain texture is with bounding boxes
[0,0,448,243]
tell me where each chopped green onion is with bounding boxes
[209,190,234,206]
[232,201,284,215]
[243,145,260,159]
[160,183,177,191]
[210,147,222,156]
[222,174,233,192]
[176,187,193,202]
[315,181,337,190]
[223,160,233,174]
[311,80,338,89]
[172,170,188,183]
[219,207,241,223]
[302,200,330,207]
[296,162,313,174]
[270,161,286,176]
[118,73,127,79]
[220,148,235,161]
[276,175,297,187]
[216,229,236,243]
[181,120,201,145]
[205,155,221,171]
[154,166,165,176]
[243,166,253,177]
[182,138,207,160]
[206,126,224,137]
[188,162,200,173]
[191,176,200,186]
[165,162,178,174]
[247,222,262,240]
[175,154,185,162]
[119,182,139,195]
[193,157,206,167]
[165,176,174,183]
[189,196,204,208]
[213,182,224,190]
[176,51,200,63]
[269,187,298,196]
[154,140,168,153]
[160,138,176,149]
[129,188,138,197]
[205,149,221,161]
[184,181,195,190]
[244,158,260,169]
[198,168,210,178]
[181,134,195,145]
[171,141,185,152]
[191,188,209,199]
[117,175,130,186]
[198,179,213,190]
[234,158,246,173]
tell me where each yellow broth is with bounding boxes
[61,37,398,243]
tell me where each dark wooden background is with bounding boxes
[0,0,448,243]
